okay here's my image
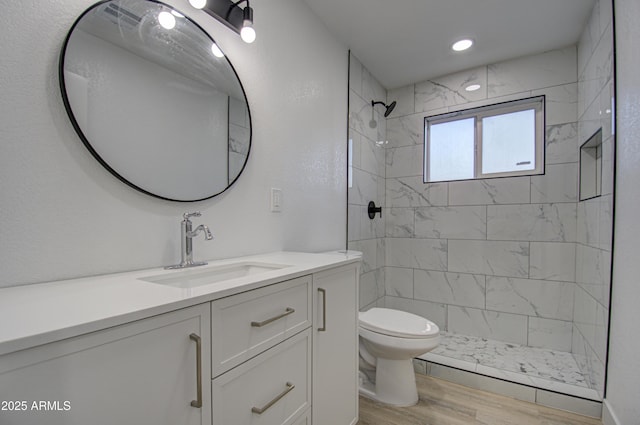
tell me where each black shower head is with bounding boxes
[372,100,397,118]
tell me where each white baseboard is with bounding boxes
[602,399,621,425]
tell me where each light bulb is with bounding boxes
[189,0,206,9]
[452,39,473,52]
[241,23,256,43]
[465,84,481,92]
[158,11,176,29]
[211,43,224,58]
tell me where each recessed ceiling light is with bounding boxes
[465,84,481,92]
[158,11,176,29]
[452,39,474,52]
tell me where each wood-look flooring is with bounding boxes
[358,374,602,425]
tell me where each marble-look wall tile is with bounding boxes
[385,238,447,270]
[348,238,383,274]
[415,67,487,113]
[594,302,609,363]
[487,203,577,242]
[546,123,579,164]
[598,194,613,251]
[577,200,600,247]
[360,206,385,240]
[532,83,578,126]
[347,204,361,242]
[448,177,530,206]
[486,277,574,321]
[349,168,380,206]
[386,113,424,148]
[349,54,363,97]
[488,47,577,97]
[385,145,423,178]
[386,85,415,118]
[360,138,386,177]
[528,317,573,352]
[414,270,486,309]
[573,286,597,349]
[359,268,384,309]
[386,177,448,207]
[575,244,610,306]
[349,89,376,142]
[448,306,528,345]
[531,163,578,204]
[362,66,386,108]
[385,207,414,238]
[384,296,447,330]
[349,129,362,170]
[384,267,414,298]
[448,240,529,278]
[529,242,576,282]
[414,206,486,240]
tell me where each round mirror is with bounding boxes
[60,0,251,201]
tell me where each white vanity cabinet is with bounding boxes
[0,303,211,425]
[312,264,359,425]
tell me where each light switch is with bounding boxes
[270,188,282,212]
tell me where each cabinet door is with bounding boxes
[312,263,359,425]
[0,304,211,425]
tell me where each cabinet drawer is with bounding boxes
[212,329,311,425]
[211,275,311,377]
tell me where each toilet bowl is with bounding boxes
[358,308,440,406]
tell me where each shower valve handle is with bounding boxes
[368,201,382,219]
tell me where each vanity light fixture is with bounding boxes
[451,38,473,52]
[158,11,176,29]
[189,0,256,44]
[465,84,481,92]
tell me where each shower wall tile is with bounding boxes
[360,206,385,240]
[348,238,380,273]
[528,317,573,352]
[575,244,609,304]
[347,204,361,242]
[532,83,578,126]
[385,238,447,270]
[349,129,362,170]
[487,203,577,242]
[414,270,486,309]
[349,168,380,206]
[349,89,377,142]
[386,145,423,178]
[486,277,574,321]
[448,177,530,205]
[385,207,414,238]
[414,206,486,240]
[487,46,577,97]
[386,113,424,148]
[384,296,447,330]
[598,194,613,251]
[546,123,579,164]
[448,240,529,278]
[577,200,600,247]
[349,54,363,97]
[531,163,579,204]
[448,306,528,345]
[360,138,386,177]
[362,66,387,108]
[359,268,384,309]
[386,85,415,118]
[386,177,448,207]
[415,67,487,113]
[384,267,414,298]
[529,242,576,282]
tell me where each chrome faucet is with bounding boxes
[165,212,213,269]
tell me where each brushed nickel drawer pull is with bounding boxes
[189,333,202,408]
[317,288,327,332]
[251,382,295,414]
[251,307,295,327]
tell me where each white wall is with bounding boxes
[0,0,348,287]
[605,1,640,423]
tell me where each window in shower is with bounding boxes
[424,96,545,183]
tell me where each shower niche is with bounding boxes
[580,128,603,201]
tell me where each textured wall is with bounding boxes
[574,0,615,399]
[0,0,348,287]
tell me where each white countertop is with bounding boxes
[0,251,361,356]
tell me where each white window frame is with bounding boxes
[424,96,545,183]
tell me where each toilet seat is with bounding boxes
[359,308,439,339]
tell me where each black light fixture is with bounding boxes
[371,100,397,118]
[188,0,256,43]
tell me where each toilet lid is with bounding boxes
[359,308,439,339]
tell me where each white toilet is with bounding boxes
[358,308,440,406]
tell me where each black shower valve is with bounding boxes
[368,201,382,219]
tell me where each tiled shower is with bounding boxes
[348,0,613,402]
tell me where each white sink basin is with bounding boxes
[140,262,291,288]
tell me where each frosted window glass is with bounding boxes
[482,109,535,174]
[428,118,474,181]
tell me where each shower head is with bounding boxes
[372,100,397,118]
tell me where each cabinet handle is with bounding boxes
[189,333,202,408]
[318,288,327,332]
[251,307,295,327]
[251,382,295,414]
